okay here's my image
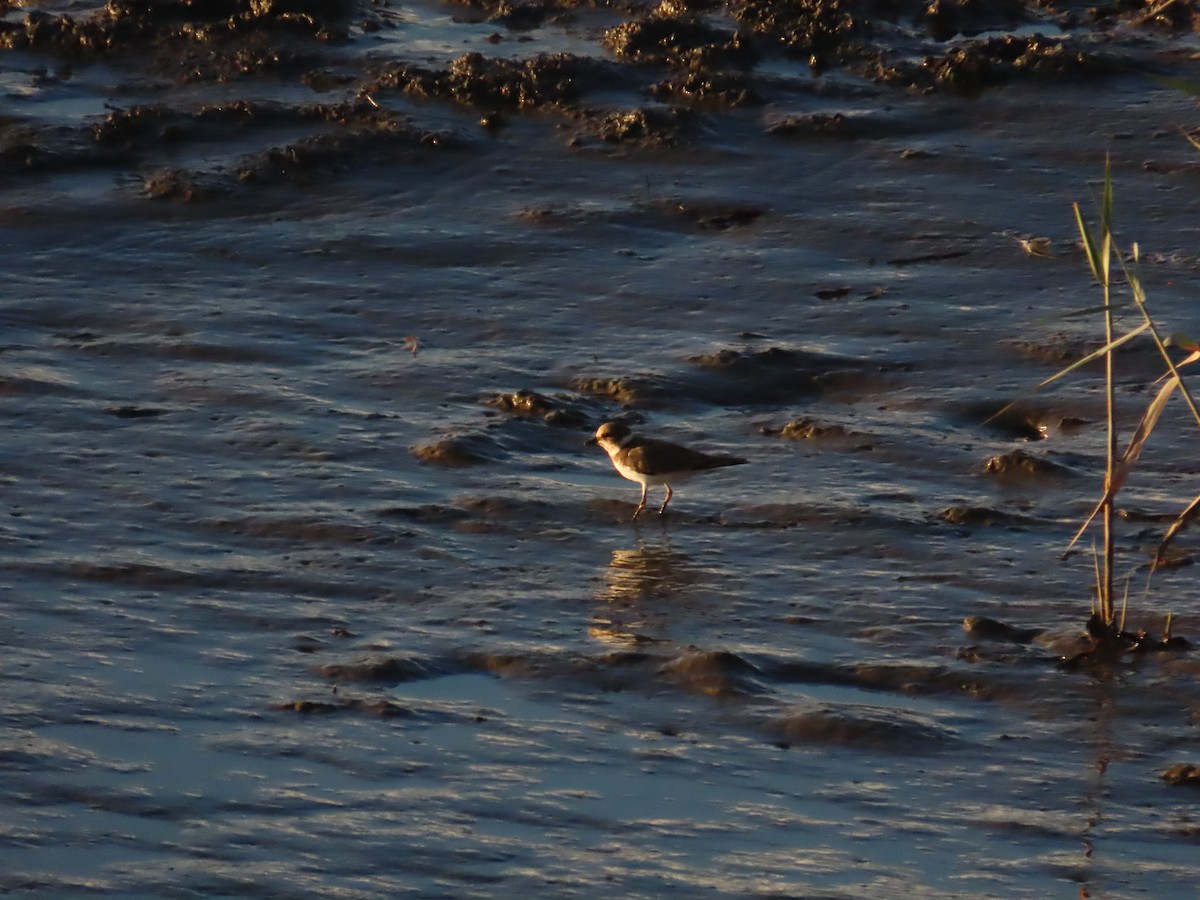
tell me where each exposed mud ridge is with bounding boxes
[93,98,400,149]
[2,96,453,196]
[0,0,366,80]
[912,34,1127,94]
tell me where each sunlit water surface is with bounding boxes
[3,2,1200,897]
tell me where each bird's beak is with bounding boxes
[584,436,598,447]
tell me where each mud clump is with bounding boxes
[582,107,692,147]
[412,433,501,467]
[603,13,756,70]
[962,615,1040,644]
[486,389,589,427]
[572,375,664,406]
[1160,763,1200,788]
[766,416,850,441]
[918,35,1124,94]
[143,168,224,201]
[983,448,1072,478]
[649,71,765,107]
[732,0,871,68]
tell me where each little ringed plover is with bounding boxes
[588,420,747,519]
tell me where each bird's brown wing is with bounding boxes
[627,437,746,471]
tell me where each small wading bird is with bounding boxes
[588,420,747,520]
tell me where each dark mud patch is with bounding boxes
[962,615,1042,644]
[199,516,399,545]
[106,405,169,419]
[316,654,439,684]
[377,503,473,525]
[719,502,866,529]
[911,34,1130,95]
[514,194,765,231]
[275,697,413,717]
[644,196,767,230]
[955,399,1090,442]
[763,704,957,752]
[378,496,558,530]
[939,505,1039,528]
[683,346,899,406]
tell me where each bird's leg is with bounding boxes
[658,484,673,515]
[633,484,649,520]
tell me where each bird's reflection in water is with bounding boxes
[589,534,702,647]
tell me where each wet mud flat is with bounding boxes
[4,0,1200,897]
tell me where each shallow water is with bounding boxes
[3,1,1200,897]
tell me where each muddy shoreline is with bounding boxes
[2,1,1195,199]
